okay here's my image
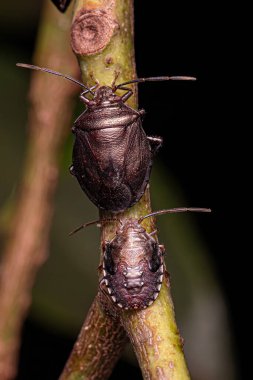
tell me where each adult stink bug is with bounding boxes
[17,63,195,212]
[71,207,211,310]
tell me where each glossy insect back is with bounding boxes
[70,86,156,212]
[51,0,72,12]
[17,63,195,213]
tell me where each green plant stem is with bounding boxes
[120,284,190,379]
[59,295,128,380]
[60,0,191,379]
[0,3,78,379]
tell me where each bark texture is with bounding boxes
[60,1,191,379]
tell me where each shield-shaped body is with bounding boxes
[102,219,165,309]
[71,87,159,212]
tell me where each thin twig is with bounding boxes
[0,2,79,379]
[60,0,191,379]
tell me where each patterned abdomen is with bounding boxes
[103,258,164,310]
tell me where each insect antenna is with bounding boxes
[138,207,211,224]
[16,63,95,95]
[116,75,196,88]
[69,218,121,236]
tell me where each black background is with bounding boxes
[1,1,244,379]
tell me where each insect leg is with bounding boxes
[51,0,72,13]
[159,245,166,256]
[99,278,110,297]
[147,136,163,155]
[116,85,133,102]
[80,91,91,105]
[80,84,98,104]
[69,164,75,176]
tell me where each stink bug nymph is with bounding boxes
[17,63,196,213]
[102,218,165,310]
[71,207,211,310]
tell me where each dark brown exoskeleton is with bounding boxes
[71,207,211,310]
[16,63,195,212]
